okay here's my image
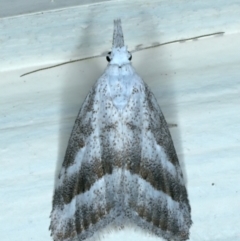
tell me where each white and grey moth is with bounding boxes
[50,19,192,241]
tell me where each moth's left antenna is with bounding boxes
[113,19,124,48]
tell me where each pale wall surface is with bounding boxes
[0,1,240,241]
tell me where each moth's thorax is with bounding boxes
[109,46,131,66]
[106,63,135,110]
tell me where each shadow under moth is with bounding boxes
[50,19,192,241]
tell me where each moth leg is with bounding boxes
[167,123,178,128]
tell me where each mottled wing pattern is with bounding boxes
[50,69,191,241]
[50,72,127,241]
[120,80,192,241]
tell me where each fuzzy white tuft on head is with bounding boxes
[109,46,131,66]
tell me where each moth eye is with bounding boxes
[106,52,112,62]
[128,52,132,61]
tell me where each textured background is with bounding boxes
[0,1,240,240]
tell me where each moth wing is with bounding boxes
[50,73,192,241]
[121,80,192,240]
[50,75,125,241]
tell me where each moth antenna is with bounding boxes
[113,19,124,48]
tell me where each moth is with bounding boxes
[50,19,192,241]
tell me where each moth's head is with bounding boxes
[106,19,132,66]
[106,47,132,66]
